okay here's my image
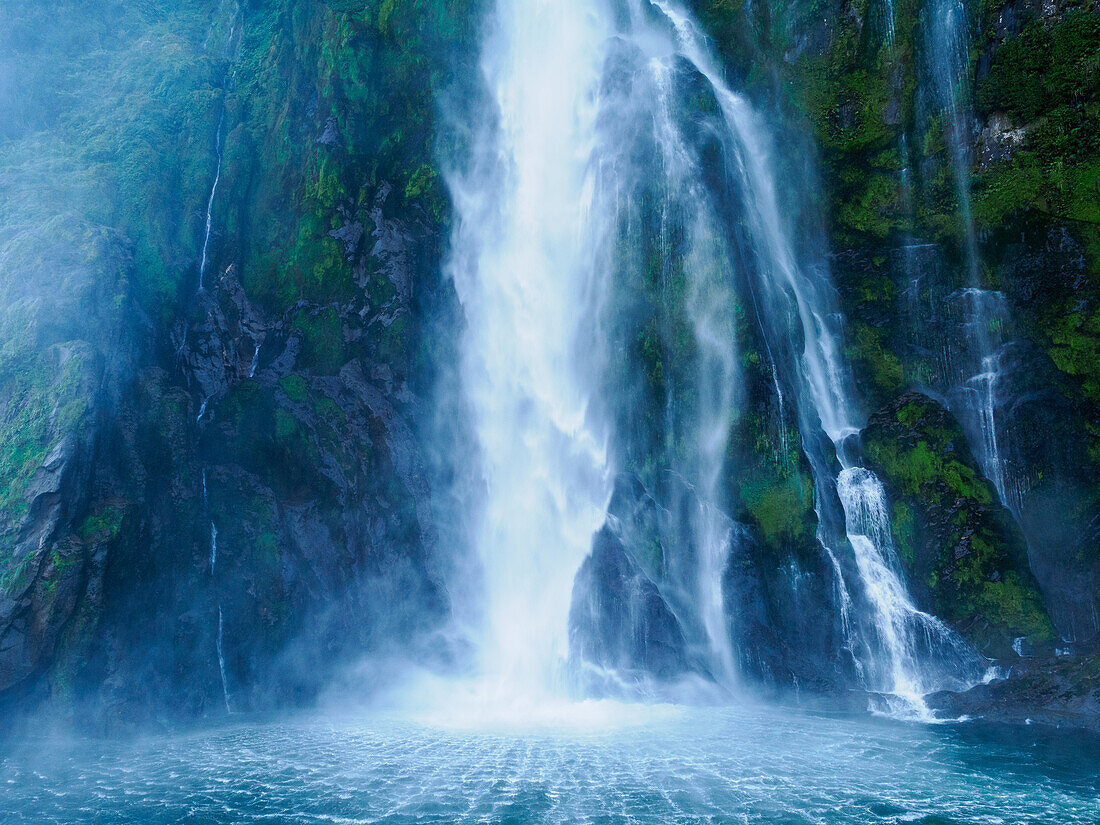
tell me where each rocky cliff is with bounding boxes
[0,0,1096,729]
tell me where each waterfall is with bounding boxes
[837,468,984,708]
[209,522,218,575]
[648,51,742,685]
[216,607,231,713]
[445,0,982,708]
[444,0,615,700]
[652,3,985,705]
[203,467,230,713]
[925,0,979,283]
[197,4,240,294]
[248,342,260,378]
[922,4,1016,512]
[198,115,224,293]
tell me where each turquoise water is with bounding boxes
[3,705,1098,824]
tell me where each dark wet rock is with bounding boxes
[862,392,1053,658]
[570,524,695,683]
[930,653,1100,733]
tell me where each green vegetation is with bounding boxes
[279,375,309,404]
[740,473,814,545]
[77,505,126,543]
[972,7,1100,229]
[864,394,1054,653]
[0,350,88,527]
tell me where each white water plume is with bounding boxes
[444,0,615,702]
[443,0,981,713]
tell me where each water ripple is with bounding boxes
[2,706,1098,824]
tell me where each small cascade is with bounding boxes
[651,0,984,706]
[925,0,979,282]
[196,397,209,422]
[216,607,231,713]
[921,0,1021,515]
[649,52,742,685]
[955,288,1013,510]
[248,342,260,378]
[197,4,240,295]
[203,467,230,713]
[838,469,984,707]
[882,0,897,48]
[209,522,218,575]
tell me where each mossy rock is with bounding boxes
[862,391,1054,656]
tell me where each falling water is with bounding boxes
[203,467,229,713]
[444,0,614,700]
[445,0,982,708]
[198,116,224,294]
[837,469,985,708]
[196,396,209,422]
[923,0,1015,510]
[648,50,742,685]
[209,522,218,575]
[644,0,989,703]
[248,342,260,378]
[926,0,978,281]
[216,607,231,712]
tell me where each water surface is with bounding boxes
[4,705,1098,824]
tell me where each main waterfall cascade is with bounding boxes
[443,0,987,712]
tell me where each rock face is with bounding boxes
[862,393,1053,658]
[0,0,476,727]
[929,653,1100,732]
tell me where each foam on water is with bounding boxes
[5,706,1098,824]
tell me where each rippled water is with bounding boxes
[3,704,1098,824]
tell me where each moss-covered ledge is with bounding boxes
[862,391,1053,657]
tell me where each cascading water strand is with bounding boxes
[442,0,984,713]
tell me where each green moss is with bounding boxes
[740,473,813,545]
[77,504,126,542]
[1048,308,1100,404]
[846,321,903,397]
[971,9,1100,230]
[279,375,309,404]
[294,307,345,374]
[865,394,1053,652]
[0,351,88,525]
[404,163,437,200]
[891,500,915,566]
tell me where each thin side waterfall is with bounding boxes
[248,342,260,378]
[924,0,1015,511]
[837,469,982,702]
[198,115,224,293]
[209,522,218,575]
[217,607,231,713]
[204,467,231,713]
[197,4,240,294]
[926,0,979,282]
[649,56,741,685]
